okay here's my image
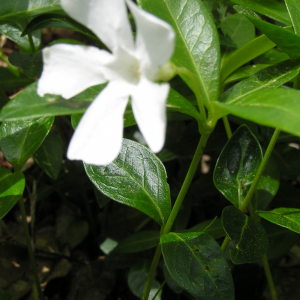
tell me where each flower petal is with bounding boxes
[131,77,169,153]
[38,44,111,99]
[61,0,134,52]
[126,0,175,78]
[67,80,130,165]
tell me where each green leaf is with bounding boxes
[0,67,33,91]
[213,125,263,208]
[9,51,43,79]
[222,206,268,264]
[0,21,40,52]
[219,59,300,105]
[254,48,290,65]
[223,64,271,86]
[285,0,300,36]
[84,139,171,226]
[0,0,62,24]
[220,14,255,48]
[93,186,111,208]
[0,289,13,300]
[0,117,54,169]
[257,208,300,234]
[0,168,25,219]
[161,232,234,300]
[230,0,292,25]
[34,132,63,180]
[22,13,98,41]
[114,231,159,253]
[213,88,300,138]
[138,0,220,106]
[128,261,161,300]
[244,15,300,59]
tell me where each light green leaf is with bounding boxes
[161,231,234,300]
[230,0,291,25]
[0,0,62,24]
[114,231,159,253]
[34,132,63,180]
[213,125,263,209]
[0,117,54,169]
[285,0,300,36]
[138,0,220,106]
[0,168,25,219]
[0,67,33,91]
[257,208,300,234]
[222,206,268,264]
[84,139,171,226]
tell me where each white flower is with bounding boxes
[37,0,175,165]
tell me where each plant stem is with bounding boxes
[176,67,207,120]
[222,116,232,139]
[19,197,44,300]
[142,244,162,300]
[221,236,230,253]
[27,33,36,53]
[152,274,170,300]
[163,132,211,235]
[262,254,278,300]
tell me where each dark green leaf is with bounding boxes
[0,168,25,219]
[257,208,300,234]
[0,117,54,169]
[128,260,161,300]
[84,139,171,226]
[163,264,183,294]
[0,67,33,91]
[222,206,268,264]
[0,87,9,110]
[93,186,111,208]
[161,231,234,300]
[285,0,300,36]
[22,13,98,41]
[114,231,159,253]
[0,289,13,300]
[230,0,291,25]
[213,88,300,138]
[138,0,220,106]
[213,125,263,208]
[219,59,300,105]
[220,14,255,48]
[254,48,290,65]
[34,132,63,179]
[0,21,40,52]
[0,0,62,24]
[9,51,43,79]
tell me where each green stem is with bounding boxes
[176,67,207,120]
[152,274,170,300]
[163,132,210,235]
[142,244,162,300]
[262,254,278,300]
[19,197,44,300]
[222,116,232,139]
[221,236,230,253]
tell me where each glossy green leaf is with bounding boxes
[222,206,268,264]
[128,261,161,300]
[34,132,63,179]
[0,168,25,219]
[219,59,300,105]
[285,0,300,36]
[161,231,234,300]
[230,0,291,25]
[213,88,300,138]
[214,125,263,208]
[254,48,290,65]
[0,289,13,300]
[22,13,98,41]
[220,14,255,48]
[0,0,62,24]
[9,51,42,79]
[138,0,220,106]
[257,208,300,234]
[245,15,300,59]
[84,139,171,226]
[0,67,33,91]
[0,117,54,169]
[114,231,159,253]
[223,64,271,86]
[0,21,40,52]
